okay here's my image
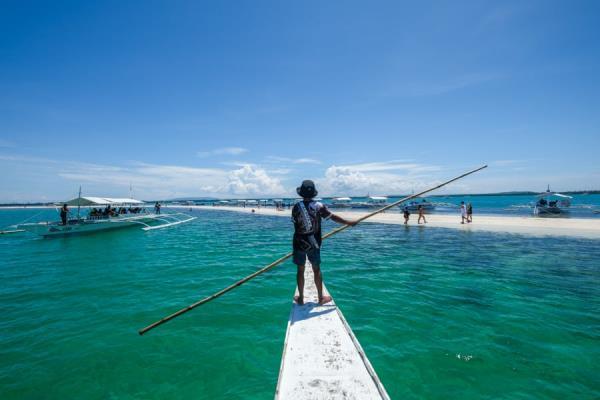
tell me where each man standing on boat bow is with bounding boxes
[292,180,358,305]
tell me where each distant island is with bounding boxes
[3,190,599,207]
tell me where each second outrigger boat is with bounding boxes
[352,196,388,209]
[330,196,353,208]
[17,195,196,238]
[403,197,435,212]
[533,186,572,216]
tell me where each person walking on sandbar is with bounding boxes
[403,206,410,225]
[460,201,467,224]
[467,202,473,223]
[292,180,357,305]
[417,204,427,224]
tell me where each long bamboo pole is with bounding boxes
[139,164,487,335]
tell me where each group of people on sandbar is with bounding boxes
[402,205,427,225]
[460,201,473,224]
[402,201,473,225]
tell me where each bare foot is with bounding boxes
[294,295,304,305]
[318,295,332,305]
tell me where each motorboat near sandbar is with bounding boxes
[330,196,353,208]
[402,197,435,212]
[533,186,572,216]
[352,196,388,209]
[16,196,196,238]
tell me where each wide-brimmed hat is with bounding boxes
[297,180,318,198]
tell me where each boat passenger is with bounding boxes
[154,202,161,214]
[292,180,358,305]
[60,204,69,225]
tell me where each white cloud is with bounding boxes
[317,165,437,196]
[320,166,375,194]
[295,158,320,164]
[226,165,285,196]
[266,156,321,165]
[197,147,248,157]
[0,153,287,201]
[336,160,440,173]
[268,168,292,175]
[219,161,256,167]
[57,161,229,198]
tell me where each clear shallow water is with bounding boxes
[1,209,599,399]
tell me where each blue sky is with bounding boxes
[1,1,599,201]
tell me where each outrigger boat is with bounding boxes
[533,186,572,216]
[402,197,435,212]
[16,195,196,238]
[352,196,388,209]
[330,196,353,208]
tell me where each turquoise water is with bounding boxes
[1,209,599,399]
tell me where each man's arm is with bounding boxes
[330,213,358,226]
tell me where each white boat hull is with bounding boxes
[329,203,353,208]
[18,213,195,237]
[534,205,569,216]
[403,204,435,212]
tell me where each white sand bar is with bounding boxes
[275,262,389,400]
[178,206,600,239]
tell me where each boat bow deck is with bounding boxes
[275,262,389,400]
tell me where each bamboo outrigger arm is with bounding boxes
[139,164,487,335]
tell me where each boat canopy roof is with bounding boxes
[64,197,144,206]
[333,197,352,201]
[368,196,388,200]
[536,192,572,199]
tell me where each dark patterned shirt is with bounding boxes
[291,200,332,251]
